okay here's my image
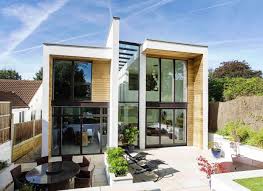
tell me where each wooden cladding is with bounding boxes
[187,56,204,148]
[92,60,110,102]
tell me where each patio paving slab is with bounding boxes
[133,146,211,191]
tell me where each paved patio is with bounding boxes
[132,146,211,191]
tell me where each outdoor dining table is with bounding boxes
[26,161,80,190]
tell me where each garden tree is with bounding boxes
[213,60,262,78]
[33,67,43,80]
[0,69,21,80]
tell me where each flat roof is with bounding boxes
[43,43,111,49]
[145,39,208,48]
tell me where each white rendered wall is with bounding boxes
[106,17,119,148]
[42,46,49,157]
[139,47,146,149]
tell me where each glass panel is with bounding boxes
[82,116,101,154]
[161,59,174,102]
[74,62,92,100]
[174,109,186,144]
[118,103,138,146]
[160,109,173,145]
[146,109,160,145]
[63,107,80,115]
[101,117,107,152]
[61,116,81,155]
[53,60,73,100]
[146,57,160,102]
[52,116,61,155]
[81,107,100,116]
[118,58,139,102]
[175,60,187,102]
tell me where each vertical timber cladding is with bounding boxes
[187,56,204,148]
[92,60,110,102]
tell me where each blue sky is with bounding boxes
[0,0,262,79]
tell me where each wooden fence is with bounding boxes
[0,102,11,144]
[13,119,42,145]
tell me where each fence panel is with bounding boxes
[0,102,11,144]
[14,120,42,145]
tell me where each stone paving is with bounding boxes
[134,146,211,191]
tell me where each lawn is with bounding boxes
[234,177,263,191]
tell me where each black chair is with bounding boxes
[74,164,95,188]
[78,156,91,168]
[62,155,73,161]
[36,156,48,166]
[10,165,27,190]
[125,150,150,163]
[134,159,166,174]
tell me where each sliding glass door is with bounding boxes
[146,108,186,147]
[52,107,107,156]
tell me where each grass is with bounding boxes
[234,177,263,191]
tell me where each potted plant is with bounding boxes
[121,126,139,152]
[210,142,222,158]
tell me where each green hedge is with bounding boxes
[209,77,263,101]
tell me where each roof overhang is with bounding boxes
[43,43,112,61]
[142,39,208,59]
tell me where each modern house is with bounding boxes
[0,79,42,124]
[42,17,208,157]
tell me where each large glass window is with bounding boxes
[175,60,187,102]
[161,59,174,102]
[146,57,160,102]
[118,103,138,145]
[53,60,92,101]
[54,60,73,100]
[160,109,174,144]
[74,62,92,100]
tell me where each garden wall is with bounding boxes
[209,96,263,132]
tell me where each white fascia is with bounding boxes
[142,39,208,54]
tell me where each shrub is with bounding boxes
[247,129,263,148]
[20,184,34,191]
[0,160,8,171]
[108,156,128,177]
[106,147,124,164]
[217,121,253,143]
[122,127,139,145]
[106,147,129,177]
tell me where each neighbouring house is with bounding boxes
[0,79,42,124]
[42,17,208,157]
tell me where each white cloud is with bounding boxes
[0,0,68,59]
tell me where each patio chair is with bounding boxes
[62,154,73,161]
[36,156,48,165]
[10,165,28,190]
[74,164,95,188]
[134,159,166,175]
[125,149,151,163]
[78,156,91,168]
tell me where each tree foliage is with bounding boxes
[213,60,262,78]
[0,69,21,80]
[33,67,43,80]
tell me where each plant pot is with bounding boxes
[211,149,221,158]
